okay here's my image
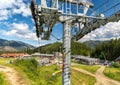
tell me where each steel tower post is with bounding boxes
[62,21,71,85]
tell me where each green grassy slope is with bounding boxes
[0,58,96,85]
[13,59,96,85]
[71,69,96,85]
[104,67,120,82]
[72,64,100,74]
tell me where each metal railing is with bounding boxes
[74,0,120,40]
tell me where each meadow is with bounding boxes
[72,63,100,74]
[1,58,120,85]
[13,59,96,85]
[104,67,120,82]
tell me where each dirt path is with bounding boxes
[72,66,120,85]
[95,66,120,85]
[0,65,28,85]
[1,65,120,85]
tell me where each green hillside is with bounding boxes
[35,42,90,56]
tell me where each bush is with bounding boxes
[15,58,38,69]
[14,59,39,81]
[112,62,120,68]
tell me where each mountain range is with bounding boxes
[83,40,107,48]
[0,38,35,52]
[0,38,107,52]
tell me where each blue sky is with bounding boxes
[0,0,120,46]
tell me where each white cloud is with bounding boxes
[0,23,38,41]
[80,20,120,42]
[0,0,31,20]
[0,0,15,9]
[12,23,28,31]
[0,9,11,20]
[12,0,31,17]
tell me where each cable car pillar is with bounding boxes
[62,21,71,85]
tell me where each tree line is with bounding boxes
[91,39,120,61]
[1,39,120,61]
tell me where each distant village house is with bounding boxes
[0,53,30,58]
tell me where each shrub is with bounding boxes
[14,59,39,78]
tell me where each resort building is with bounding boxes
[72,55,100,65]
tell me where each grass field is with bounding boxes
[13,59,96,85]
[0,72,10,85]
[104,67,120,82]
[38,68,96,85]
[12,59,62,85]
[0,58,96,85]
[71,69,96,85]
[37,65,61,85]
[0,58,15,65]
[72,63,100,74]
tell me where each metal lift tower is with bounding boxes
[30,0,120,85]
